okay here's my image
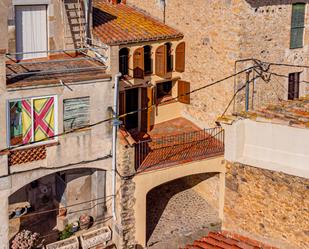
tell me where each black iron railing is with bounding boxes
[135,127,224,172]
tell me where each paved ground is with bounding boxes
[146,178,221,249]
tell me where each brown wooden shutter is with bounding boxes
[119,91,126,124]
[178,80,190,104]
[175,42,185,72]
[155,45,167,78]
[133,47,144,78]
[147,87,155,131]
[140,88,148,132]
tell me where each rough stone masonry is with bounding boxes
[224,162,309,249]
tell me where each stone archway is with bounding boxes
[146,173,221,248]
[132,157,226,247]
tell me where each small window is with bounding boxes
[144,45,152,75]
[288,72,300,100]
[63,97,90,132]
[156,81,173,104]
[290,3,306,49]
[9,96,56,146]
[119,48,129,76]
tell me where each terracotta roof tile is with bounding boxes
[182,231,279,249]
[93,1,183,45]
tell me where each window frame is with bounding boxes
[290,3,306,49]
[7,95,58,148]
[288,72,301,100]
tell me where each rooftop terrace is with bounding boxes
[120,118,224,173]
[219,96,309,129]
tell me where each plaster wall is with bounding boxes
[222,119,309,178]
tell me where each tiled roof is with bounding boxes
[218,97,309,129]
[6,53,110,88]
[92,1,183,45]
[182,231,279,249]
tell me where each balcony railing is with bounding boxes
[135,127,224,172]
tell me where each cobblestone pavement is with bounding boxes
[146,177,221,249]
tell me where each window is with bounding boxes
[290,3,306,49]
[9,96,56,146]
[144,45,152,75]
[166,42,173,72]
[119,48,129,76]
[288,72,300,100]
[156,81,173,104]
[63,97,90,132]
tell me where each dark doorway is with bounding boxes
[119,47,129,76]
[125,88,139,130]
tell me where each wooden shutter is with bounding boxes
[147,87,155,131]
[63,97,90,132]
[290,3,305,49]
[155,45,167,78]
[140,88,148,132]
[178,80,190,104]
[133,47,144,78]
[175,42,185,72]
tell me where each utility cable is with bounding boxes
[1,65,255,153]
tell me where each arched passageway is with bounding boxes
[146,173,222,248]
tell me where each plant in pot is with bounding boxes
[79,214,91,230]
[11,230,42,249]
[59,224,73,240]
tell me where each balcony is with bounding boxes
[127,118,225,173]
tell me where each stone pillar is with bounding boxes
[219,172,225,220]
[114,139,136,249]
[0,191,9,249]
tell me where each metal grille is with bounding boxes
[135,127,224,172]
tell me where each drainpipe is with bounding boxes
[112,72,122,221]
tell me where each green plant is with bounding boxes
[59,224,73,240]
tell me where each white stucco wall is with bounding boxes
[223,119,309,178]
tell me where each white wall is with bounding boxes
[223,119,309,178]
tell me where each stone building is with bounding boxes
[0,0,115,248]
[0,0,308,249]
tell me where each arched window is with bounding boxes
[144,45,152,75]
[119,48,129,76]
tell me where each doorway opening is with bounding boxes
[125,88,139,130]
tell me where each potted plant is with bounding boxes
[59,224,73,240]
[79,214,91,230]
[11,230,42,249]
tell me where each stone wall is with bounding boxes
[126,0,309,124]
[224,162,309,249]
[127,0,242,127]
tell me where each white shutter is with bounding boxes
[15,5,48,60]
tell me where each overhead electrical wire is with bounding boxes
[0,65,256,154]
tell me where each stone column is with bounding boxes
[0,191,9,249]
[219,172,225,220]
